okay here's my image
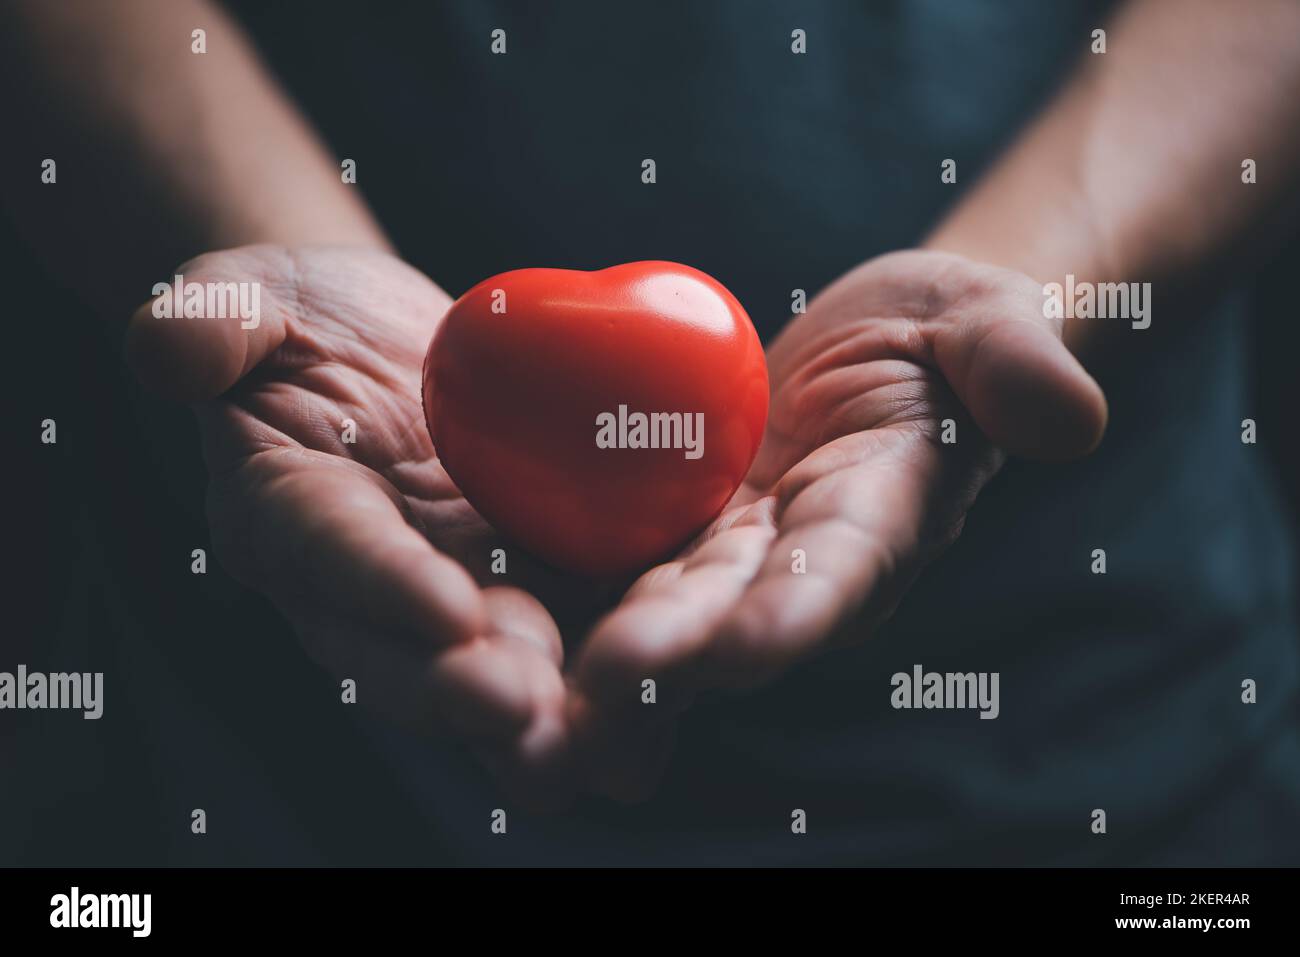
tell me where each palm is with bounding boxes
[131,245,582,802]
[200,246,497,570]
[568,250,1106,798]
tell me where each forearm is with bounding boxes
[925,0,1300,348]
[0,0,390,319]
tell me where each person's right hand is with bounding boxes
[126,245,581,805]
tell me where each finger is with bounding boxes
[290,609,541,742]
[293,579,575,802]
[462,587,577,809]
[927,260,1108,460]
[565,507,776,805]
[207,445,487,649]
[703,429,955,689]
[481,585,564,669]
[572,499,777,716]
[124,246,294,401]
[566,496,769,806]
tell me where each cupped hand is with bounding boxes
[127,245,590,805]
[568,249,1108,800]
[127,246,1107,808]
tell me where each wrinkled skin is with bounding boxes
[127,245,1105,806]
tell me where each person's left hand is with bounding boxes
[565,249,1108,800]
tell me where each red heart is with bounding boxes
[423,261,769,578]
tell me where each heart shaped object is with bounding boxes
[423,261,768,578]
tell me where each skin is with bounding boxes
[128,245,592,804]
[6,0,1300,805]
[567,250,1105,797]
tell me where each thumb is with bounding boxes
[930,274,1108,461]
[124,247,290,402]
